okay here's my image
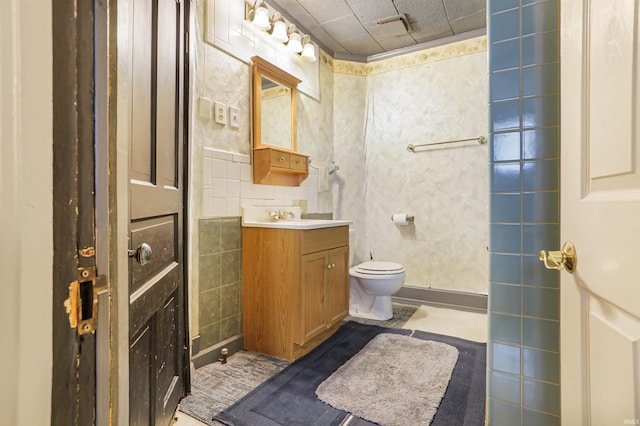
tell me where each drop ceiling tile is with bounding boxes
[371,32,417,51]
[322,14,368,41]
[345,0,399,24]
[269,0,303,9]
[411,29,455,44]
[394,0,452,36]
[271,0,487,60]
[443,0,485,20]
[269,0,317,28]
[303,22,350,54]
[299,0,353,24]
[450,10,486,34]
[339,33,385,56]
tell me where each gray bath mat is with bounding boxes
[213,322,486,425]
[316,333,459,426]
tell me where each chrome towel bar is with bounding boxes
[407,136,487,152]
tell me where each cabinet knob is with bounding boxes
[327,264,333,269]
[279,156,285,161]
[297,160,303,165]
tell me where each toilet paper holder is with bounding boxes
[390,214,414,223]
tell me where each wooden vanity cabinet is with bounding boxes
[242,226,349,361]
[253,147,309,187]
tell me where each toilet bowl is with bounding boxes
[349,261,405,321]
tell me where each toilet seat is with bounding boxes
[352,261,405,276]
[349,261,405,320]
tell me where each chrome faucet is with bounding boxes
[269,210,296,221]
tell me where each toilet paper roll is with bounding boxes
[392,213,410,225]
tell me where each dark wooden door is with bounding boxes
[52,1,100,424]
[128,0,186,424]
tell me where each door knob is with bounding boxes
[539,241,576,273]
[128,242,152,265]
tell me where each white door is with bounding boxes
[560,0,640,423]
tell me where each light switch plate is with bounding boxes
[214,102,227,125]
[198,96,211,120]
[229,106,240,128]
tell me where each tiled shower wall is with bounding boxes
[487,0,561,424]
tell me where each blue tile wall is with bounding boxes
[488,0,561,423]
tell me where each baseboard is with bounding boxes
[191,334,244,369]
[393,286,487,313]
[191,334,201,355]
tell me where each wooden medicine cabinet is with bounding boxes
[251,56,309,186]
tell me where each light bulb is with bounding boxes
[252,5,270,31]
[287,32,303,53]
[300,36,316,62]
[271,20,288,43]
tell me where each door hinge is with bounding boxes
[64,266,107,335]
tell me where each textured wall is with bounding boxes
[332,40,489,294]
[299,62,336,212]
[364,51,488,293]
[332,73,368,265]
[487,0,561,424]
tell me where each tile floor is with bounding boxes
[403,305,488,342]
[172,304,487,426]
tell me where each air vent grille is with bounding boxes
[374,14,411,37]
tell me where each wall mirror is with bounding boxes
[251,56,301,152]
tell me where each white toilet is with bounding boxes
[348,230,405,321]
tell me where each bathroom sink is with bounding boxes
[241,206,352,230]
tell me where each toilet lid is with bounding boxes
[353,261,405,275]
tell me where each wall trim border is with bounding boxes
[393,285,487,313]
[329,35,487,76]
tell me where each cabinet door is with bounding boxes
[325,246,349,326]
[300,251,329,343]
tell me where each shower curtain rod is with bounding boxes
[407,136,487,152]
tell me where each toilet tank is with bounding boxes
[349,228,355,266]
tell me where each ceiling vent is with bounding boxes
[374,14,412,37]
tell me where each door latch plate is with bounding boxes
[64,266,107,335]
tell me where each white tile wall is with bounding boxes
[202,147,320,217]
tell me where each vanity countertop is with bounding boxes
[242,218,352,230]
[241,206,351,230]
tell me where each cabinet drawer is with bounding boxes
[301,226,348,255]
[290,154,308,171]
[270,151,290,168]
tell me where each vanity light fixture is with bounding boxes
[251,0,271,31]
[246,2,317,61]
[300,35,316,62]
[287,25,303,53]
[270,12,288,43]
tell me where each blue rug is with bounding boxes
[214,321,486,426]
